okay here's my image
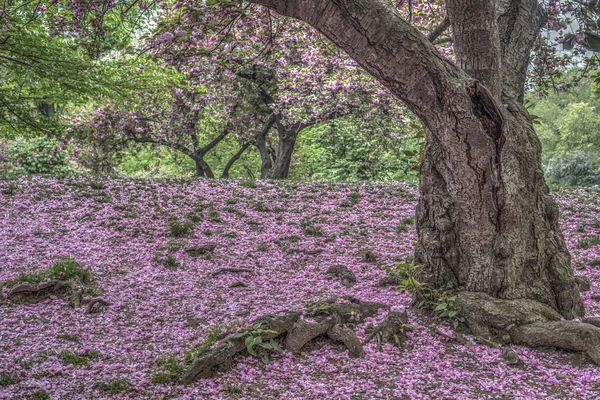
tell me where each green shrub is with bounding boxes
[9,137,73,174]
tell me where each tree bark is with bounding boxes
[249,0,586,342]
[255,114,276,179]
[268,117,309,179]
[193,154,214,178]
[221,141,252,178]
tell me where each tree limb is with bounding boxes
[427,16,450,43]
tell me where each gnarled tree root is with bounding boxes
[5,279,85,306]
[181,297,391,383]
[456,292,600,364]
[325,265,357,288]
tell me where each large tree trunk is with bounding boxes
[248,0,595,357]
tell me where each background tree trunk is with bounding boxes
[268,124,301,179]
[221,142,251,179]
[193,155,214,178]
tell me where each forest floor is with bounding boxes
[1,176,600,399]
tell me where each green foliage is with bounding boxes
[117,145,196,178]
[1,257,93,288]
[58,350,100,367]
[28,391,50,400]
[9,138,73,174]
[529,74,600,186]
[151,356,184,384]
[300,217,323,237]
[388,258,465,328]
[164,254,179,269]
[168,219,195,237]
[94,378,131,395]
[291,116,422,182]
[0,372,14,387]
[231,323,281,363]
[577,235,600,249]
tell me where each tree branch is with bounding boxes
[221,141,252,179]
[247,0,464,119]
[427,16,450,43]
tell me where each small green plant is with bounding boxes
[89,181,105,190]
[151,356,184,384]
[386,257,417,279]
[208,209,222,223]
[289,235,301,243]
[254,201,266,212]
[57,333,79,342]
[391,258,465,329]
[226,385,244,394]
[186,211,202,223]
[94,378,131,395]
[58,349,100,367]
[305,299,333,316]
[258,242,268,252]
[28,391,50,400]
[1,257,93,289]
[301,218,323,237]
[433,296,465,328]
[0,372,14,387]
[577,235,600,249]
[2,182,18,195]
[164,254,178,269]
[168,219,195,237]
[231,323,282,364]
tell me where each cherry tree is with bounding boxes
[228,0,600,361]
[150,4,407,179]
[19,0,600,360]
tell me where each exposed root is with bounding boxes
[181,297,390,383]
[211,268,253,276]
[185,244,218,257]
[376,276,404,287]
[456,291,600,364]
[512,321,600,364]
[364,311,412,350]
[6,280,85,306]
[325,265,357,288]
[362,251,377,263]
[85,298,110,314]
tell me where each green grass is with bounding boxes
[208,209,222,223]
[0,372,14,387]
[168,219,195,237]
[28,391,50,400]
[164,254,178,269]
[577,235,600,249]
[94,378,131,395]
[1,257,93,289]
[58,350,100,367]
[151,356,184,384]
